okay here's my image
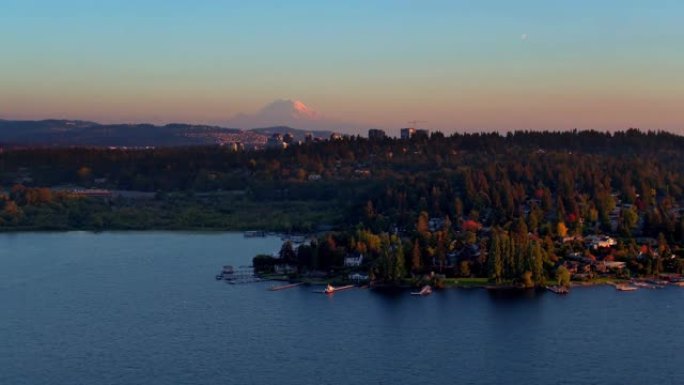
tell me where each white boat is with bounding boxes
[615,284,638,291]
[632,282,656,289]
[411,285,432,296]
[546,285,569,294]
[320,284,354,294]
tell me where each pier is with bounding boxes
[315,284,355,294]
[215,266,262,284]
[269,282,303,291]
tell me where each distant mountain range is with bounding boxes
[226,99,364,132]
[0,119,333,148]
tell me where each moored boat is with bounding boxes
[632,281,657,289]
[615,284,638,291]
[546,285,569,294]
[320,284,355,294]
[411,285,432,296]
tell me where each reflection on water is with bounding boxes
[1,232,682,385]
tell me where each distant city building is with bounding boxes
[400,127,415,140]
[266,133,287,149]
[283,133,295,144]
[414,129,430,139]
[330,133,342,141]
[305,133,314,143]
[227,141,244,151]
[368,129,386,140]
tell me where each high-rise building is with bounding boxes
[368,129,386,140]
[414,129,430,139]
[266,133,287,149]
[400,128,416,140]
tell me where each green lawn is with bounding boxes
[442,277,489,287]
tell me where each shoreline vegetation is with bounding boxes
[1,129,683,290]
[256,270,676,290]
[256,272,669,291]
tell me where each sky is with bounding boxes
[1,0,683,134]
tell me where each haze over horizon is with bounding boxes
[1,1,683,134]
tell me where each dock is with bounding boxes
[315,284,355,294]
[615,284,638,291]
[632,281,660,289]
[546,285,569,294]
[215,266,261,284]
[269,282,303,291]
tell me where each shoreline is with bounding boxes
[258,274,639,291]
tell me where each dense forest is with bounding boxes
[2,129,684,285]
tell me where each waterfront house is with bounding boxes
[585,235,617,249]
[344,253,364,267]
[428,217,445,232]
[448,244,481,266]
[599,261,626,270]
[349,273,370,282]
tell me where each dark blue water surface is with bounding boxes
[1,232,683,385]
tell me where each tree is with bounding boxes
[454,197,464,218]
[253,254,277,273]
[531,241,545,285]
[77,166,92,182]
[556,265,571,287]
[557,221,568,238]
[278,241,297,263]
[488,231,504,284]
[521,271,534,288]
[411,240,422,273]
[459,260,471,277]
[416,211,429,234]
[364,200,376,220]
[620,207,639,236]
[391,235,406,282]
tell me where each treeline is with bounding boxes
[257,219,683,287]
[0,129,682,242]
[2,129,682,191]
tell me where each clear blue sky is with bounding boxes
[1,0,682,133]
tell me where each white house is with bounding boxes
[344,254,364,267]
[585,235,617,249]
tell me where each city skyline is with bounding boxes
[1,0,683,134]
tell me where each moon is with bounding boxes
[521,33,528,41]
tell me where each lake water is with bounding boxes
[1,232,682,385]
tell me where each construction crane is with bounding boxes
[407,120,427,129]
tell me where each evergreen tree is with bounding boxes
[411,240,422,273]
[488,231,504,283]
[391,235,406,282]
[532,241,545,285]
